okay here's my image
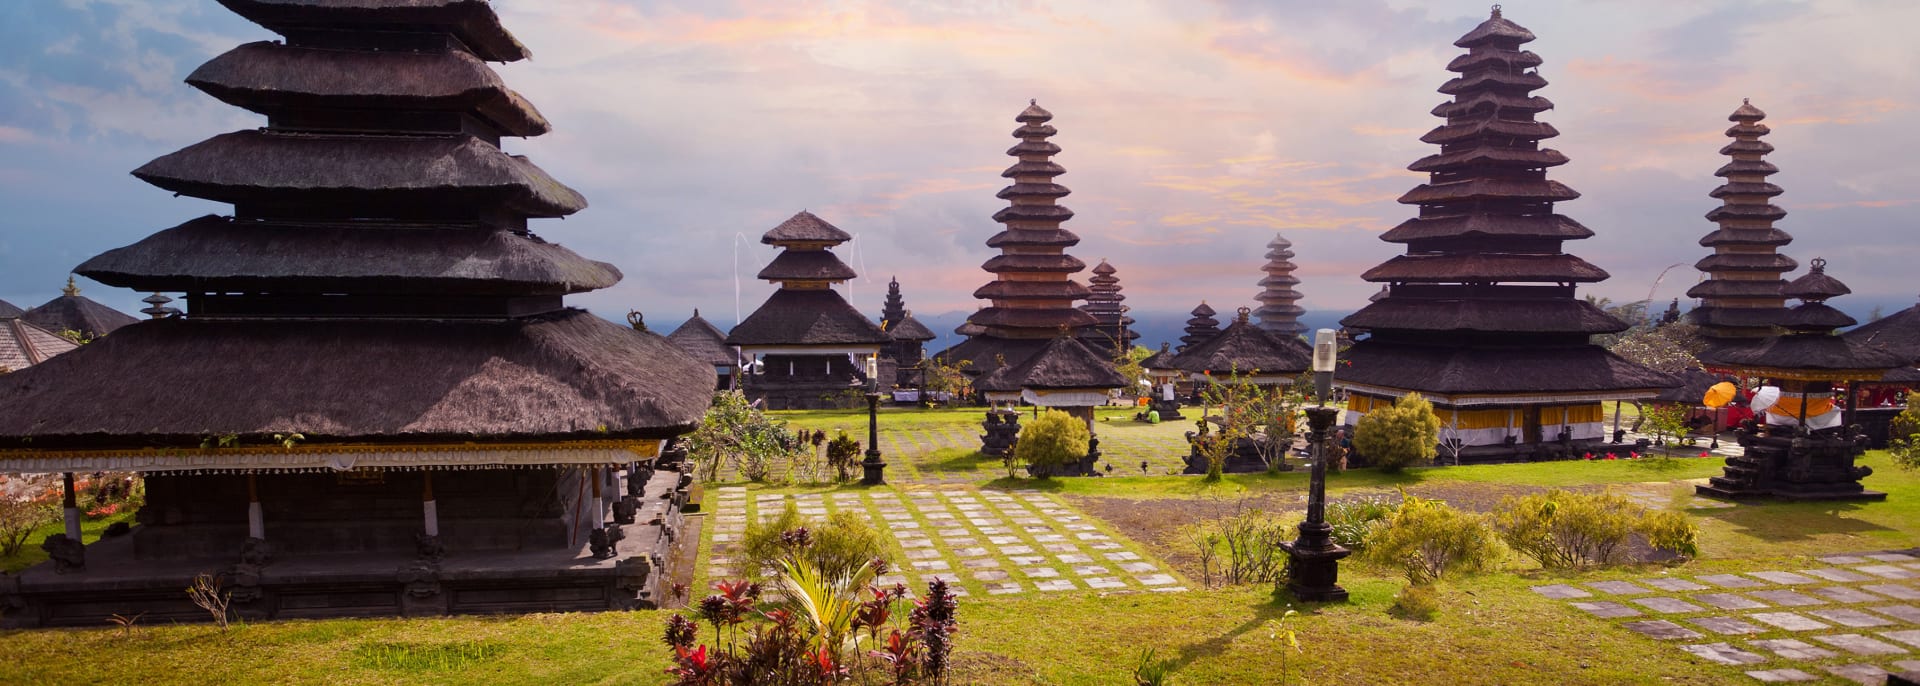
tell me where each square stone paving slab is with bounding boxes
[904,548,942,560]
[1137,574,1178,586]
[1088,542,1123,551]
[1694,593,1767,611]
[986,582,1023,595]
[1119,562,1160,574]
[1750,590,1825,607]
[1034,579,1077,592]
[1105,551,1142,562]
[1588,580,1652,595]
[952,547,989,558]
[1749,612,1830,631]
[1057,553,1092,564]
[1022,567,1060,578]
[1808,586,1884,604]
[1876,605,1920,623]
[1801,568,1875,583]
[1678,643,1766,665]
[1882,629,1920,649]
[1042,544,1080,554]
[1633,597,1707,614]
[1824,664,1890,685]
[1748,571,1819,585]
[901,539,935,549]
[1531,584,1592,599]
[1570,602,1641,619]
[972,570,1010,582]
[1895,659,1920,671]
[1811,633,1908,656]
[1072,565,1110,576]
[1749,638,1838,660]
[1085,577,1126,590]
[1744,668,1817,683]
[998,545,1034,555]
[1642,578,1710,592]
[1860,565,1919,580]
[1009,555,1044,566]
[961,558,1001,570]
[1698,573,1764,588]
[1864,584,1920,601]
[1868,553,1919,562]
[1807,608,1897,628]
[1622,620,1702,640]
[1690,616,1765,635]
[1818,555,1870,565]
[910,560,950,571]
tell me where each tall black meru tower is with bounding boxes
[0,0,713,624]
[1335,8,1671,461]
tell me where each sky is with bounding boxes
[1,0,1917,330]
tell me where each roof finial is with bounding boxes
[1491,4,1502,18]
[1810,257,1826,273]
[1743,97,1750,105]
[693,308,700,317]
[626,310,646,332]
[1029,98,1036,106]
[1236,306,1252,323]
[61,275,78,297]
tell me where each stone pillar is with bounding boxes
[246,473,265,540]
[61,472,81,541]
[422,471,439,537]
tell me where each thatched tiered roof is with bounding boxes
[728,211,887,352]
[975,335,1125,395]
[0,0,710,452]
[667,310,737,368]
[1701,259,1904,381]
[1844,296,1920,365]
[880,277,907,330]
[1253,234,1306,336]
[22,279,137,340]
[940,101,1096,371]
[1179,303,1220,353]
[1336,8,1666,404]
[1688,100,1796,339]
[889,314,937,342]
[1078,259,1138,353]
[1168,309,1309,381]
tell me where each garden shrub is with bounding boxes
[1362,494,1501,585]
[1890,392,1920,471]
[1352,392,1441,472]
[1015,409,1089,478]
[1183,500,1298,587]
[825,431,862,481]
[1325,495,1397,551]
[740,504,891,584]
[1492,489,1699,568]
[1389,583,1441,622]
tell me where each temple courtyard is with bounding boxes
[3,430,1915,685]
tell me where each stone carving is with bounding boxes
[397,560,441,598]
[612,498,637,525]
[226,564,265,604]
[589,525,618,559]
[240,537,275,566]
[40,534,84,574]
[980,410,1020,456]
[415,534,445,562]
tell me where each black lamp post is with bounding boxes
[862,354,887,486]
[1282,328,1350,602]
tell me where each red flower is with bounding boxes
[1698,451,1710,458]
[1583,452,1595,460]
[1605,455,1618,461]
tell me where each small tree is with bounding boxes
[825,431,862,481]
[1014,409,1090,479]
[1352,393,1441,472]
[0,474,59,557]
[921,357,973,401]
[1889,391,1920,471]
[1362,494,1503,586]
[1641,403,1690,451]
[686,391,812,483]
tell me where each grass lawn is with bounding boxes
[2,509,138,574]
[3,435,1917,684]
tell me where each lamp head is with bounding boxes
[1312,329,1337,373]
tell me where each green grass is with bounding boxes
[2,509,138,573]
[5,436,1919,684]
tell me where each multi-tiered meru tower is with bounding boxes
[1336,8,1671,461]
[1078,259,1139,355]
[1688,100,1797,341]
[0,0,711,625]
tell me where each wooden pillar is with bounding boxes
[591,467,606,527]
[246,473,265,540]
[422,470,439,537]
[62,472,81,541]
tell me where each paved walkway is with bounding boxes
[1533,554,1920,683]
[705,485,1186,598]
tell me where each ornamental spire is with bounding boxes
[1687,99,1795,339]
[1078,259,1138,353]
[1179,302,1220,353]
[962,100,1095,341]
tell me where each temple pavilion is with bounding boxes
[1179,303,1221,354]
[1254,235,1307,337]
[666,309,739,390]
[0,0,711,625]
[878,278,938,388]
[1688,101,1797,342]
[974,334,1127,476]
[1335,8,1671,461]
[0,310,78,374]
[1078,259,1139,355]
[23,277,137,340]
[938,101,1098,374]
[728,211,891,409]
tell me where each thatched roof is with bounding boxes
[1139,342,1175,371]
[974,280,1091,301]
[934,335,1048,377]
[133,131,587,218]
[1342,298,1627,335]
[0,318,79,372]
[0,300,22,319]
[1698,227,1792,247]
[1705,204,1786,223]
[666,311,737,367]
[1687,279,1786,300]
[762,211,850,245]
[1017,100,1053,123]
[966,307,1097,331]
[1881,366,1920,384]
[1845,302,1920,364]
[888,315,936,342]
[216,0,530,62]
[1338,342,1675,397]
[1653,368,1720,404]
[189,41,549,137]
[1002,160,1065,178]
[23,293,137,340]
[975,336,1124,393]
[1700,334,1906,379]
[991,204,1075,223]
[0,309,711,448]
[756,249,856,283]
[1454,7,1536,47]
[1689,306,1792,331]
[1783,259,1850,301]
[1362,254,1608,283]
[1168,319,1310,377]
[726,288,890,348]
[1398,178,1580,205]
[1695,253,1796,272]
[986,227,1081,248]
[77,215,619,296]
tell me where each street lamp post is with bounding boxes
[862,354,887,485]
[1282,328,1351,602]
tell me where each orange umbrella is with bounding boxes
[1702,382,1737,408]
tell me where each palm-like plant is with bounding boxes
[775,556,879,659]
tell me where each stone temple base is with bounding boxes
[0,470,695,628]
[1696,430,1886,502]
